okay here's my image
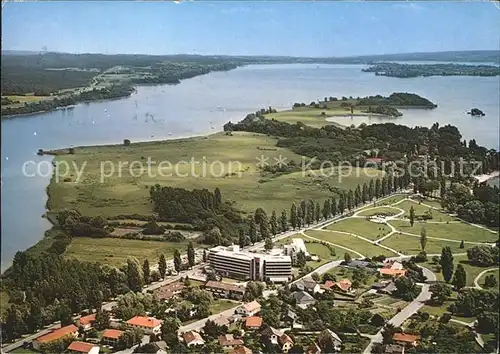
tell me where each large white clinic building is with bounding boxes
[284,238,310,265]
[208,245,292,282]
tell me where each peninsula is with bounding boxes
[362,62,500,78]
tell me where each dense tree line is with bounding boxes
[357,92,438,108]
[56,209,110,238]
[362,62,500,78]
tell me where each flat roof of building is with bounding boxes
[210,245,291,263]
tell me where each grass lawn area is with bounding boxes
[48,131,384,216]
[64,237,190,267]
[477,268,500,288]
[353,194,409,212]
[481,333,499,350]
[305,230,397,258]
[325,218,391,241]
[325,267,378,290]
[380,232,468,255]
[356,206,401,217]
[373,296,409,308]
[415,198,444,210]
[10,348,41,353]
[277,234,342,270]
[388,220,498,243]
[422,255,495,286]
[394,200,456,222]
[264,108,359,128]
[209,299,239,314]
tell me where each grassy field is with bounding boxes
[209,299,238,314]
[325,218,391,241]
[48,131,385,216]
[380,232,468,255]
[477,268,500,288]
[422,255,496,286]
[356,206,400,217]
[3,95,54,107]
[64,237,191,267]
[264,108,354,128]
[305,230,397,258]
[395,200,456,222]
[388,220,498,243]
[277,234,344,268]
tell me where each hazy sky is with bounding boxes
[2,1,499,56]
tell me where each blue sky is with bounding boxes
[2,1,499,56]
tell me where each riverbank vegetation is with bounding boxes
[363,62,500,78]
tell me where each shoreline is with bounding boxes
[474,171,500,184]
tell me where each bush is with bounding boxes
[124,139,131,146]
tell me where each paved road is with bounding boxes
[178,303,242,333]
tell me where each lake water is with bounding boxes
[1,63,499,271]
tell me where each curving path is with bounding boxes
[473,268,499,289]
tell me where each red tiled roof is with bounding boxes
[154,282,186,300]
[78,314,96,326]
[279,333,293,345]
[67,341,97,353]
[335,279,352,291]
[380,269,407,277]
[206,281,246,294]
[322,280,336,289]
[231,346,252,354]
[126,316,162,328]
[36,325,78,344]
[183,331,204,345]
[245,316,263,328]
[393,333,420,343]
[102,329,124,339]
[219,334,244,346]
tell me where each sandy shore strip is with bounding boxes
[474,171,500,183]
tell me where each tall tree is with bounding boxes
[127,257,144,292]
[173,249,182,273]
[249,217,257,244]
[331,198,337,216]
[315,202,321,223]
[420,227,427,251]
[187,241,196,268]
[299,200,307,220]
[362,182,369,203]
[264,237,273,251]
[306,200,315,225]
[375,178,382,198]
[452,264,467,290]
[296,251,307,268]
[440,247,454,283]
[95,310,111,330]
[322,199,331,220]
[369,179,375,201]
[409,206,415,227]
[158,254,167,279]
[290,203,298,229]
[338,193,346,214]
[344,252,352,263]
[238,228,248,248]
[142,259,151,284]
[347,189,354,211]
[259,217,270,240]
[270,210,278,236]
[254,208,268,226]
[280,210,288,232]
[355,185,362,206]
[382,177,389,196]
[214,187,222,208]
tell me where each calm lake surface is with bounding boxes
[1,63,499,271]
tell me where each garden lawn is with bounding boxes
[356,206,401,217]
[380,232,468,255]
[388,220,498,243]
[354,194,409,212]
[64,237,191,267]
[305,230,397,258]
[477,268,500,288]
[394,200,457,222]
[325,218,391,241]
[265,108,358,128]
[209,299,239,314]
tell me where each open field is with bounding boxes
[64,237,191,267]
[357,206,400,217]
[48,131,385,217]
[388,220,498,243]
[209,299,238,314]
[325,218,391,241]
[380,232,468,255]
[264,108,355,128]
[394,200,457,222]
[305,230,397,258]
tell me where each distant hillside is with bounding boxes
[348,50,499,64]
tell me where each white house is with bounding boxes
[235,300,261,317]
[183,331,205,347]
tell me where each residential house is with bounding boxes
[292,291,316,309]
[372,281,397,295]
[77,314,96,331]
[67,341,100,354]
[218,334,244,349]
[383,261,404,270]
[322,279,353,293]
[282,309,299,328]
[279,333,294,353]
[235,301,261,317]
[380,268,407,278]
[101,329,124,347]
[33,324,78,350]
[392,333,420,347]
[366,157,384,164]
[183,331,205,347]
[126,316,162,334]
[153,282,186,301]
[205,281,246,300]
[213,315,230,327]
[231,346,253,354]
[261,327,294,353]
[385,344,405,354]
[294,278,320,293]
[245,316,263,330]
[317,329,342,352]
